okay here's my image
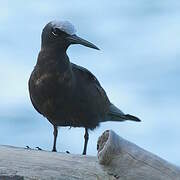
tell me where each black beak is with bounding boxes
[66,34,100,50]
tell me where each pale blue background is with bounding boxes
[0,0,180,165]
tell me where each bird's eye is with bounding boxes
[52,28,59,37]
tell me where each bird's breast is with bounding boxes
[34,73,52,86]
[34,70,72,87]
[29,68,74,115]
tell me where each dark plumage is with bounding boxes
[28,21,141,155]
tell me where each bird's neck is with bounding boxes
[36,47,74,88]
[37,47,71,74]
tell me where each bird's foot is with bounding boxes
[52,148,57,152]
[36,147,43,150]
[25,146,31,149]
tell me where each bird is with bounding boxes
[28,20,141,155]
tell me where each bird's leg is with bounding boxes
[82,128,89,155]
[52,125,58,152]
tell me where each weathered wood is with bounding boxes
[0,130,179,180]
[0,145,108,180]
[97,130,180,180]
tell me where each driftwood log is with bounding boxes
[97,130,180,180]
[0,130,179,180]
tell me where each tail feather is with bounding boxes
[102,104,141,122]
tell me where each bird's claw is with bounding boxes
[36,147,43,150]
[26,146,31,149]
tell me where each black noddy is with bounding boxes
[28,20,141,155]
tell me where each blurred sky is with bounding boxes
[0,0,180,165]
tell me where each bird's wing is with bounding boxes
[71,63,110,114]
[71,63,109,100]
[71,63,101,86]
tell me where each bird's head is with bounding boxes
[41,21,100,51]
